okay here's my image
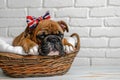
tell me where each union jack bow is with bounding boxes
[26,11,50,29]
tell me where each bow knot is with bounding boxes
[26,11,50,29]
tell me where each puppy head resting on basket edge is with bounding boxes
[12,11,79,56]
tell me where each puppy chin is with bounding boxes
[48,51,59,56]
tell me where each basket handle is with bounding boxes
[70,33,80,51]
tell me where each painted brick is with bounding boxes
[8,27,25,37]
[78,48,106,57]
[106,49,120,58]
[76,0,106,7]
[56,8,87,18]
[91,27,120,37]
[8,0,42,8]
[0,0,5,8]
[72,58,90,66]
[70,18,102,27]
[44,0,74,8]
[65,27,89,37]
[109,0,120,6]
[0,9,26,18]
[0,28,7,37]
[0,18,26,27]
[90,7,120,17]
[110,38,120,47]
[52,18,69,24]
[81,38,108,48]
[105,18,120,27]
[28,8,56,18]
[92,58,120,66]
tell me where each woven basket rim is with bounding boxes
[0,49,79,60]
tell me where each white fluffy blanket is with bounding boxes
[0,37,26,55]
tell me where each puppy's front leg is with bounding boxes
[19,39,39,55]
[62,38,75,53]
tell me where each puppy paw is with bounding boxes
[64,45,74,53]
[28,45,39,55]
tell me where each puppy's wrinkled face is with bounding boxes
[37,31,64,56]
[30,20,68,56]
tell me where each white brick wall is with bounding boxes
[0,0,5,8]
[0,0,120,66]
[105,18,120,27]
[70,18,102,27]
[109,0,120,6]
[91,27,120,37]
[106,49,120,58]
[75,0,106,7]
[8,0,42,8]
[81,38,108,48]
[90,7,120,17]
[44,0,74,8]
[92,58,120,66]
[0,18,26,27]
[0,9,26,18]
[110,38,120,47]
[56,8,88,18]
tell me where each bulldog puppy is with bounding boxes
[12,20,74,56]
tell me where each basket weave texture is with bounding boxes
[0,41,80,78]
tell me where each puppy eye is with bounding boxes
[37,32,46,39]
[40,35,45,39]
[60,34,64,38]
[58,31,64,38]
[37,35,45,39]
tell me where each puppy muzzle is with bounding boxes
[38,35,64,56]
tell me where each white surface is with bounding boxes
[0,66,120,80]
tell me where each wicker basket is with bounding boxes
[0,41,80,78]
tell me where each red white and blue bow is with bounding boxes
[26,11,50,29]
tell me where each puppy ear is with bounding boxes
[58,21,69,32]
[24,26,34,38]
